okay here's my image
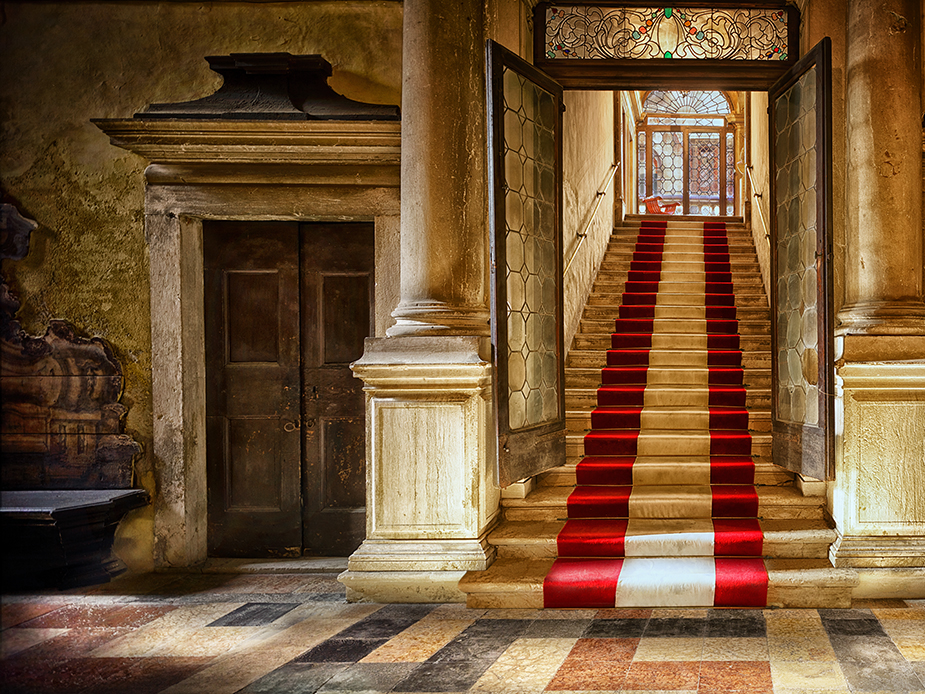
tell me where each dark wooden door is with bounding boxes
[768,38,834,480]
[300,223,373,555]
[205,221,373,557]
[205,221,302,557]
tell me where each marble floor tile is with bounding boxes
[296,637,390,663]
[651,608,709,619]
[522,618,591,638]
[701,637,769,661]
[821,617,888,637]
[878,617,925,640]
[765,617,828,638]
[584,618,647,637]
[14,626,131,660]
[643,617,708,638]
[90,625,261,658]
[391,659,495,692]
[873,607,925,620]
[421,604,486,621]
[767,635,838,662]
[632,637,703,661]
[838,659,925,692]
[1,602,67,630]
[769,661,848,690]
[207,602,300,627]
[826,635,908,664]
[361,619,477,663]
[622,660,701,690]
[238,662,348,693]
[567,636,640,662]
[698,660,773,692]
[317,662,421,693]
[595,608,652,619]
[894,639,925,661]
[157,645,312,694]
[545,658,630,691]
[0,627,69,657]
[470,637,576,691]
[19,603,176,629]
[706,617,766,638]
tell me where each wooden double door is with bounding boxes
[204,221,373,557]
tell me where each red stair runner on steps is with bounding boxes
[544,218,768,608]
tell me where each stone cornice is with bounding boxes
[92,119,401,168]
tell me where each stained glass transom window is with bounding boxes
[644,90,729,115]
[773,66,819,427]
[545,6,790,61]
[501,66,560,431]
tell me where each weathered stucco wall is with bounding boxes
[562,91,616,350]
[0,1,402,571]
[748,91,772,300]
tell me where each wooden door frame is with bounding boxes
[94,119,400,568]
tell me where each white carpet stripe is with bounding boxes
[624,519,715,557]
[640,408,709,430]
[615,557,716,606]
[637,431,711,457]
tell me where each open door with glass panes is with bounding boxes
[487,40,566,487]
[768,38,834,481]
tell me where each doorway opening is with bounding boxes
[203,220,374,558]
[635,90,738,216]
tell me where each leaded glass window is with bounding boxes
[544,6,791,61]
[644,90,729,115]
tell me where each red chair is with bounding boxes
[642,196,679,215]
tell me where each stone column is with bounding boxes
[830,0,925,587]
[341,0,501,602]
[387,0,491,337]
[838,0,925,334]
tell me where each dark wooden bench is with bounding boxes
[2,203,148,589]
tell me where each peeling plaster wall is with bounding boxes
[0,1,402,571]
[562,91,616,351]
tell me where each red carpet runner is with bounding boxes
[544,218,768,608]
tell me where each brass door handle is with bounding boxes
[283,421,300,433]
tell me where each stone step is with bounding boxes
[487,518,837,560]
[579,318,771,335]
[458,557,858,608]
[565,387,772,411]
[586,293,769,308]
[564,432,772,460]
[572,333,771,352]
[580,306,770,321]
[538,461,794,489]
[565,367,772,389]
[500,484,821,522]
[565,408,772,433]
[566,349,771,369]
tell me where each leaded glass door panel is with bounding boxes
[768,38,833,480]
[487,40,566,487]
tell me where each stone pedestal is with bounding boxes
[342,337,500,602]
[830,336,925,569]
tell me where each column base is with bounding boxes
[829,533,925,568]
[836,300,925,336]
[852,567,925,599]
[346,537,497,572]
[387,301,490,337]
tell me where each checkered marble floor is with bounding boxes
[2,572,923,693]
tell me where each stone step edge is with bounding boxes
[501,484,822,510]
[457,558,859,608]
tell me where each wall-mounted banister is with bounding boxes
[565,162,619,275]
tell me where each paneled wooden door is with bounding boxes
[204,221,373,557]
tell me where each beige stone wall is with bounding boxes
[562,91,616,350]
[747,92,772,299]
[0,1,402,571]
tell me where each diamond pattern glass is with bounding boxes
[502,66,560,431]
[688,131,720,215]
[774,66,818,426]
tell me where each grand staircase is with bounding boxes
[459,215,858,609]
